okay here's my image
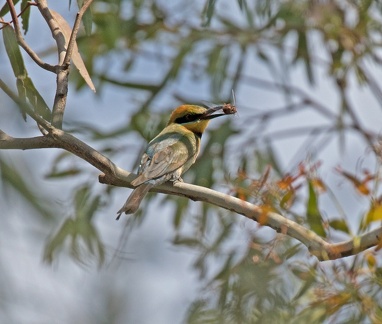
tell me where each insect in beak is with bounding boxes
[200,91,237,120]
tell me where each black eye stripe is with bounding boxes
[174,113,201,124]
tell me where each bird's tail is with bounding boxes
[116,183,154,219]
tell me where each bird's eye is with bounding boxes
[175,113,196,124]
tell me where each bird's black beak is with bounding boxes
[199,106,225,120]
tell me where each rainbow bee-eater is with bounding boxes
[117,104,235,218]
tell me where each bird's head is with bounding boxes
[168,105,226,136]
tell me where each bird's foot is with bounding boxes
[172,177,183,184]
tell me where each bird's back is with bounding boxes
[132,124,200,186]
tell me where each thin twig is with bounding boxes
[339,83,375,148]
[241,75,337,120]
[46,0,94,129]
[35,0,69,129]
[63,0,94,66]
[5,0,57,72]
[0,2,37,30]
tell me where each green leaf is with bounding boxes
[363,202,382,228]
[16,78,27,120]
[44,216,104,267]
[20,77,51,119]
[45,168,82,178]
[0,0,21,16]
[2,25,27,78]
[73,185,102,220]
[2,25,51,120]
[77,0,92,35]
[293,31,314,85]
[44,186,104,266]
[74,185,91,212]
[237,0,254,28]
[170,196,189,229]
[21,0,31,34]
[306,180,326,237]
[203,0,217,27]
[173,236,202,248]
[43,219,75,263]
[0,158,51,219]
[291,268,316,301]
[329,219,350,234]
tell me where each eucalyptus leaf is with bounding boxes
[21,0,31,34]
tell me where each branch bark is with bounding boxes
[1,128,381,262]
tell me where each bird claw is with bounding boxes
[172,177,183,184]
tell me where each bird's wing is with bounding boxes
[131,140,193,186]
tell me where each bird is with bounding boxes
[116,103,234,219]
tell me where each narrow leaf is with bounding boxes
[45,168,82,178]
[77,0,93,35]
[43,219,75,263]
[51,10,96,92]
[203,0,217,26]
[363,202,382,227]
[22,77,51,119]
[0,159,51,218]
[3,25,27,121]
[0,0,21,16]
[306,180,326,237]
[294,31,314,85]
[3,25,50,120]
[2,25,27,78]
[336,167,372,195]
[173,236,202,248]
[21,0,31,34]
[329,219,350,234]
[237,0,245,10]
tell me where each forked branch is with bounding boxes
[5,0,57,72]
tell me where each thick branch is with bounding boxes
[1,129,381,261]
[0,131,55,149]
[331,227,382,258]
[101,173,382,261]
[0,129,133,182]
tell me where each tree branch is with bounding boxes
[1,127,377,261]
[0,129,133,182]
[0,130,55,149]
[1,127,380,261]
[63,0,93,66]
[5,0,57,72]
